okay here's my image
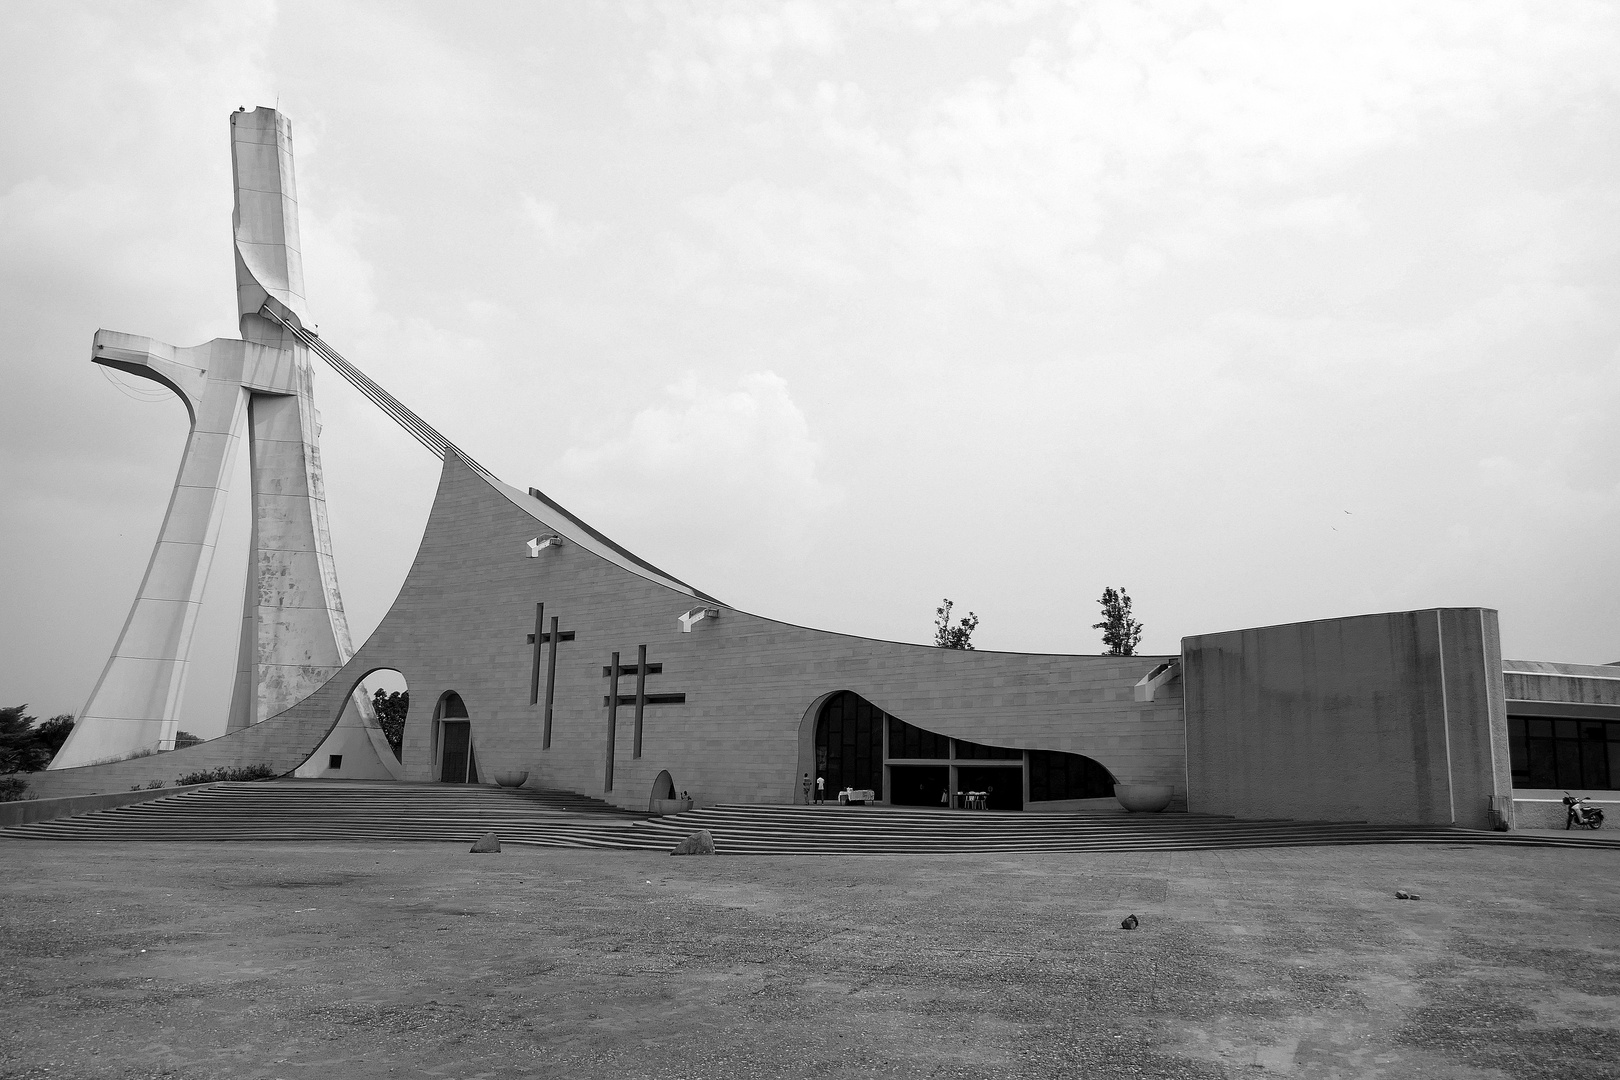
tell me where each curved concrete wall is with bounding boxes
[19,703,344,801]
[290,455,1186,811]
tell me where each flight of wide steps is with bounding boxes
[5,780,1618,853]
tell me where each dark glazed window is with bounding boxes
[1027,749,1116,802]
[954,738,1021,760]
[886,715,949,760]
[815,691,884,798]
[1509,715,1617,789]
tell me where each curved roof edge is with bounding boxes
[462,457,1172,661]
[475,460,721,603]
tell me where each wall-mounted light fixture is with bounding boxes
[1133,658,1181,702]
[679,606,722,633]
[526,535,564,557]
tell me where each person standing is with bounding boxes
[815,775,826,804]
[801,772,812,805]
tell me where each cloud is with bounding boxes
[638,0,1620,309]
[643,1,841,95]
[518,194,599,258]
[555,372,841,573]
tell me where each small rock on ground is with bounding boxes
[671,829,716,855]
[469,831,501,853]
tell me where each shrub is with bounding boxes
[1,775,32,802]
[175,763,277,785]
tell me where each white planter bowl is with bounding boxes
[491,770,529,788]
[1113,783,1174,813]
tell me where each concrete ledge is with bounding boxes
[1513,796,1617,831]
[0,784,213,828]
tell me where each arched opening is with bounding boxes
[292,667,408,780]
[651,770,676,802]
[433,691,478,784]
[814,691,884,801]
[366,669,409,762]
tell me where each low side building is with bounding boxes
[1501,659,1620,828]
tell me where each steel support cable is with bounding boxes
[256,302,495,480]
[255,303,442,451]
[257,303,458,457]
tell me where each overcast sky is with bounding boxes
[2,1,1616,733]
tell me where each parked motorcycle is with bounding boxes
[1564,793,1606,830]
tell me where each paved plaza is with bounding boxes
[3,841,1618,1078]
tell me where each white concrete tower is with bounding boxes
[52,108,377,769]
[223,107,358,733]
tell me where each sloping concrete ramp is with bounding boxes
[6,781,1620,853]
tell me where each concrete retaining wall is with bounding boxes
[1183,608,1511,829]
[19,706,340,801]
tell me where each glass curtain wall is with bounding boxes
[814,690,884,799]
[1509,716,1620,789]
[814,692,1117,810]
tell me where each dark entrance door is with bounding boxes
[438,720,475,784]
[957,765,1023,811]
[890,765,950,808]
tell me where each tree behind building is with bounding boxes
[1094,587,1144,656]
[934,599,980,650]
[372,689,409,760]
[0,706,75,773]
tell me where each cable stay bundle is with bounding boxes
[256,302,496,482]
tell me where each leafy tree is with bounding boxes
[1093,587,1144,656]
[372,689,408,761]
[33,713,75,757]
[933,599,980,650]
[0,706,74,773]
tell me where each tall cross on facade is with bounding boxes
[527,603,575,750]
[601,645,685,791]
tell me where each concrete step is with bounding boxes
[6,781,1620,854]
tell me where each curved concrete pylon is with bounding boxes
[54,333,278,767]
[224,106,362,733]
[56,107,395,775]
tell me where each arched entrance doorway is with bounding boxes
[433,691,478,784]
[650,770,676,802]
[814,691,884,801]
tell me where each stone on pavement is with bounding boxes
[671,829,716,855]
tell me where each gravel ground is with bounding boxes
[2,841,1617,1079]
